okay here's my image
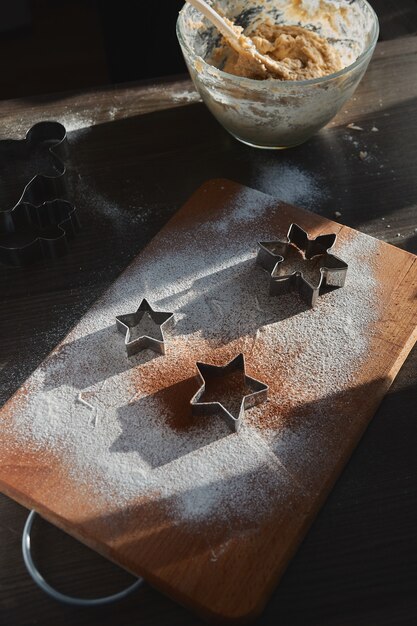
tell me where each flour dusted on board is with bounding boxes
[5,182,381,526]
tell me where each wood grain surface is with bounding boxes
[1,25,417,626]
[1,178,417,624]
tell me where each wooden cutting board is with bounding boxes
[2,179,417,623]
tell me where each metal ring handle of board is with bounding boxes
[22,510,144,606]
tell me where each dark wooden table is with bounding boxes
[2,20,417,626]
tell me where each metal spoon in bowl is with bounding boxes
[185,0,293,79]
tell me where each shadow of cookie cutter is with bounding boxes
[0,121,80,266]
[257,223,348,307]
[116,298,175,356]
[190,353,268,433]
[22,510,143,606]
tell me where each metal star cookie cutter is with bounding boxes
[257,223,348,307]
[0,121,80,266]
[190,353,268,433]
[116,298,175,356]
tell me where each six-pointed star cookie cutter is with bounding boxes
[116,298,175,356]
[0,121,80,266]
[190,353,268,432]
[257,223,348,307]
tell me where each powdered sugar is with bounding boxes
[5,181,382,527]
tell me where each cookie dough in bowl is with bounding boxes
[177,0,379,149]
[212,23,344,80]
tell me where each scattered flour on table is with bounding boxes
[72,175,161,235]
[59,112,95,132]
[170,90,201,104]
[250,162,325,208]
[0,111,96,141]
[6,184,381,526]
[74,176,126,225]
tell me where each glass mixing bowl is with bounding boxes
[177,0,379,149]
